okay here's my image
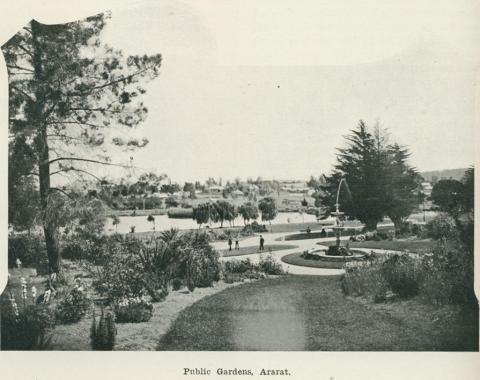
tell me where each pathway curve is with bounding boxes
[214,231,349,276]
[214,230,399,276]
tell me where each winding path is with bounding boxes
[213,231,388,276]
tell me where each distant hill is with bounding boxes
[420,168,468,182]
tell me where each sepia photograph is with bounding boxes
[0,0,479,374]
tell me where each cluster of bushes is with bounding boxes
[342,214,476,308]
[55,285,91,324]
[203,221,267,242]
[222,254,284,283]
[8,234,49,273]
[243,221,268,233]
[1,277,56,350]
[342,254,423,302]
[89,229,221,323]
[114,297,153,323]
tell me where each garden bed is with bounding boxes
[48,280,247,350]
[321,238,434,253]
[281,252,358,269]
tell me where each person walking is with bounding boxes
[259,235,265,251]
[235,237,240,250]
[228,237,232,251]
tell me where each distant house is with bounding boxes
[172,191,189,199]
[150,192,169,199]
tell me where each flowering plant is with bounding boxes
[114,296,153,323]
[1,276,55,350]
[55,280,91,324]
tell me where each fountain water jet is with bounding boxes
[298,177,366,268]
[327,178,352,256]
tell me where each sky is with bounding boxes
[34,0,480,183]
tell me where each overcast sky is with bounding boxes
[92,0,479,183]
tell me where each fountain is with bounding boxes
[296,177,366,268]
[326,178,351,256]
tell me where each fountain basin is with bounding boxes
[302,248,366,262]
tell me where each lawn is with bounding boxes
[219,244,298,257]
[322,239,435,253]
[158,276,478,351]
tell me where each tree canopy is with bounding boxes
[258,197,277,225]
[239,202,259,225]
[319,120,421,231]
[3,14,161,272]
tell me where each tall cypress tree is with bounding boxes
[320,120,420,231]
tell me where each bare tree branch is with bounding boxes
[49,187,73,199]
[46,156,130,168]
[7,64,34,73]
[51,167,103,181]
[17,42,33,57]
[67,66,151,96]
[10,85,35,101]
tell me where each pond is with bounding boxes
[105,212,318,234]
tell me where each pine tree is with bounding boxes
[3,14,161,273]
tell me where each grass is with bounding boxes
[322,239,435,253]
[219,244,298,257]
[158,276,478,351]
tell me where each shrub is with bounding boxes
[380,255,422,298]
[92,249,149,302]
[92,231,221,301]
[376,230,391,241]
[420,241,476,307]
[341,264,389,301]
[257,254,284,275]
[1,303,56,350]
[1,280,55,350]
[179,232,221,290]
[426,213,458,241]
[172,278,183,291]
[61,239,86,261]
[243,221,267,233]
[411,223,427,238]
[114,297,153,323]
[61,234,123,263]
[90,309,116,350]
[8,234,48,272]
[223,259,255,274]
[55,286,91,324]
[185,248,221,291]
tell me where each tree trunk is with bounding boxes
[390,216,404,237]
[32,20,61,274]
[364,218,378,231]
